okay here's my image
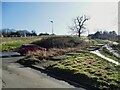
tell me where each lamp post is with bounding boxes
[50,20,53,35]
[50,20,54,48]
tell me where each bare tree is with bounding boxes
[69,15,90,37]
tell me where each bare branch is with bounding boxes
[69,15,90,37]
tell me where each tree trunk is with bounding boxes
[78,29,81,37]
[78,33,80,37]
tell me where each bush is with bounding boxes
[32,36,88,49]
[23,48,78,60]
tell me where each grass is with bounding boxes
[0,36,98,52]
[0,36,43,52]
[14,36,119,89]
[46,51,120,90]
[17,48,79,66]
[111,44,120,54]
[99,47,120,63]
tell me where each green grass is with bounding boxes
[46,51,120,90]
[111,44,120,53]
[99,47,120,63]
[0,36,43,52]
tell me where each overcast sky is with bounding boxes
[2,2,118,35]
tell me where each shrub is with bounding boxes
[23,47,78,61]
[32,36,88,49]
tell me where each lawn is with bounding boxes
[0,36,43,52]
[46,51,120,90]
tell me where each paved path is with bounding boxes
[2,57,76,88]
[91,50,120,65]
[0,52,20,58]
[1,53,86,89]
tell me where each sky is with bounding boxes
[2,2,118,35]
[1,0,119,2]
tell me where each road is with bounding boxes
[1,52,86,89]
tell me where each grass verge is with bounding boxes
[0,36,42,52]
[46,51,120,90]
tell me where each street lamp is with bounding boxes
[50,20,54,48]
[50,20,53,35]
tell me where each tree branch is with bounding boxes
[69,15,90,37]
